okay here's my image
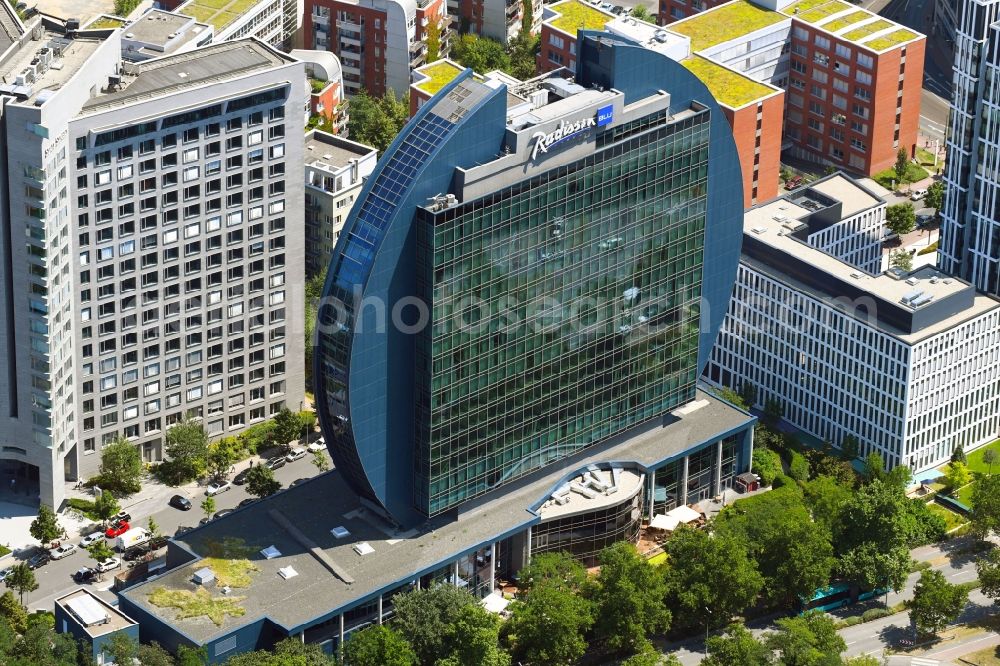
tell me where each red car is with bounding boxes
[105,520,130,538]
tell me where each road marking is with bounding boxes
[846,640,857,646]
[925,632,998,658]
[947,569,974,579]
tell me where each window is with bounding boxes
[857,52,873,69]
[814,35,830,49]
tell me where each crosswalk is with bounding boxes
[909,658,939,666]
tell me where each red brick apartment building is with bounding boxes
[304,0,449,98]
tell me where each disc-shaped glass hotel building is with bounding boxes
[316,30,751,526]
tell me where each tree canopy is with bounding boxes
[704,623,772,666]
[346,90,409,155]
[909,569,968,636]
[344,625,415,666]
[98,436,144,494]
[592,542,670,655]
[245,465,281,499]
[28,504,61,545]
[971,474,1000,539]
[886,202,916,237]
[766,612,846,666]
[164,419,210,483]
[834,479,914,592]
[924,180,944,212]
[391,584,478,665]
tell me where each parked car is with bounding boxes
[112,511,131,523]
[169,495,192,511]
[306,438,326,453]
[214,509,235,520]
[265,456,286,471]
[105,521,130,538]
[27,551,50,569]
[79,531,103,548]
[72,567,96,584]
[238,498,257,509]
[123,545,149,562]
[49,543,77,560]
[233,468,252,485]
[784,175,804,190]
[95,557,120,573]
[0,567,12,583]
[910,188,927,201]
[205,481,232,496]
[285,447,307,462]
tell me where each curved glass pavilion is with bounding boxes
[315,30,745,525]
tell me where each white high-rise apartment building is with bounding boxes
[0,9,305,508]
[939,0,1000,295]
[706,175,1000,473]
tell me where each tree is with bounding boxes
[712,387,749,411]
[840,434,860,461]
[889,249,913,272]
[751,447,782,486]
[272,408,302,450]
[105,631,138,666]
[137,642,178,666]
[508,30,540,81]
[177,645,210,666]
[344,625,416,666]
[201,496,216,523]
[312,450,331,473]
[789,451,810,483]
[206,441,238,481]
[391,584,477,665]
[766,612,845,666]
[977,547,1000,604]
[245,465,281,499]
[835,479,913,592]
[94,489,121,525]
[165,419,209,482]
[924,180,945,213]
[662,526,763,631]
[802,475,853,533]
[763,398,783,426]
[861,452,884,485]
[517,552,590,593]
[631,4,650,20]
[592,542,670,655]
[437,604,510,666]
[704,623,772,666]
[148,516,161,539]
[223,638,331,665]
[715,487,835,609]
[951,443,967,465]
[738,382,757,409]
[28,505,61,545]
[909,569,968,636]
[3,617,80,665]
[346,90,409,155]
[506,580,594,665]
[894,147,910,187]
[451,34,511,73]
[984,449,999,475]
[87,541,116,580]
[98,436,143,494]
[425,20,441,64]
[520,0,533,32]
[944,461,971,492]
[886,202,916,236]
[5,564,37,606]
[885,464,913,491]
[0,591,27,634]
[971,474,1000,539]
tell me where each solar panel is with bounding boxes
[66,595,109,627]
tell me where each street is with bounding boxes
[661,539,990,665]
[10,449,330,613]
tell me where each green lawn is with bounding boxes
[926,502,967,531]
[794,0,852,24]
[961,646,1000,666]
[647,551,667,566]
[549,0,613,35]
[843,18,893,42]
[148,587,247,626]
[414,60,464,95]
[956,483,975,507]
[865,28,918,51]
[682,56,774,108]
[939,438,1000,475]
[669,0,785,52]
[821,9,868,31]
[873,162,929,190]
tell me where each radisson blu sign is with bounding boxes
[530,104,614,161]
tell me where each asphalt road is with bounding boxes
[11,451,330,613]
[662,540,986,665]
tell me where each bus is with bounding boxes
[801,583,887,614]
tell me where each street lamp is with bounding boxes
[704,607,712,653]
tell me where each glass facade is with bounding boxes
[415,111,712,515]
[651,434,740,514]
[532,489,644,567]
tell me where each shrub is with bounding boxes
[862,608,892,622]
[789,451,810,482]
[910,560,931,573]
[66,498,101,521]
[0,544,10,557]
[841,616,863,627]
[771,474,795,489]
[752,448,783,486]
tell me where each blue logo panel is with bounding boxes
[596,105,614,127]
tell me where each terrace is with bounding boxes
[667,0,786,52]
[682,55,774,108]
[176,0,260,31]
[547,0,614,36]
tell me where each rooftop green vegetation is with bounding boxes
[865,28,918,50]
[148,587,247,626]
[843,18,893,41]
[682,56,773,108]
[86,16,126,29]
[198,538,260,588]
[792,0,851,24]
[780,0,833,13]
[414,60,464,95]
[670,1,785,52]
[177,0,258,30]
[310,78,330,94]
[821,10,869,32]
[549,0,613,35]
